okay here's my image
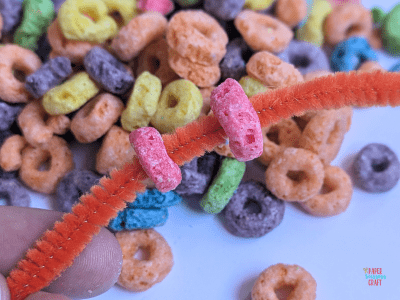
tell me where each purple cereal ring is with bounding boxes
[210,78,263,162]
[129,127,181,192]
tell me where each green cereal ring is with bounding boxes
[371,7,386,26]
[13,0,55,51]
[175,0,201,7]
[42,72,99,115]
[200,157,246,214]
[382,4,400,56]
[121,71,162,132]
[150,79,202,133]
[239,76,268,98]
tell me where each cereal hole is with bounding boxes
[319,182,334,194]
[134,246,151,261]
[346,24,363,36]
[266,127,280,144]
[79,7,100,22]
[274,284,295,300]
[38,154,52,171]
[148,56,161,73]
[109,11,124,27]
[12,68,27,82]
[371,158,390,172]
[292,55,310,68]
[167,94,179,108]
[292,116,308,131]
[243,198,262,214]
[286,170,307,183]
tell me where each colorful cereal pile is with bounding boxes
[1,0,400,299]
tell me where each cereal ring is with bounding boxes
[101,0,137,26]
[352,143,400,193]
[45,114,71,135]
[120,71,162,132]
[234,10,293,53]
[223,181,285,238]
[0,44,42,103]
[382,4,400,55]
[0,134,27,171]
[210,78,263,162]
[58,0,119,43]
[200,157,246,213]
[128,189,182,208]
[0,179,30,207]
[111,11,168,61]
[300,165,353,216]
[95,125,136,175]
[299,109,348,165]
[47,19,98,64]
[220,40,247,81]
[42,72,100,115]
[213,140,235,158]
[137,0,174,15]
[166,10,228,66]
[257,118,302,166]
[357,60,384,73]
[252,263,317,300]
[296,0,332,47]
[275,0,307,28]
[244,0,274,10]
[265,148,324,202]
[199,86,215,116]
[116,229,173,292]
[0,9,3,38]
[303,70,332,81]
[19,135,75,194]
[109,207,169,231]
[167,47,221,88]
[238,76,268,98]
[130,127,182,192]
[204,0,245,21]
[0,0,23,34]
[246,51,304,88]
[150,79,203,133]
[136,39,179,86]
[0,101,24,131]
[70,93,124,143]
[323,3,373,47]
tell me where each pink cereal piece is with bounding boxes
[129,127,181,192]
[137,0,174,15]
[210,78,263,162]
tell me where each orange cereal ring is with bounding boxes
[0,45,42,103]
[47,19,98,64]
[19,135,75,194]
[110,11,168,62]
[252,263,317,300]
[368,27,382,50]
[246,51,303,88]
[168,47,221,88]
[70,93,124,143]
[17,101,54,146]
[275,0,308,28]
[95,125,136,174]
[199,86,215,116]
[0,135,27,171]
[265,147,324,202]
[136,38,179,86]
[357,60,385,73]
[257,118,302,166]
[323,3,373,47]
[166,10,228,66]
[0,14,2,39]
[214,141,235,158]
[303,70,333,82]
[299,109,348,165]
[300,165,353,217]
[234,10,293,53]
[46,114,71,135]
[116,229,173,292]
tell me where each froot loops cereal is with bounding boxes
[0,0,400,299]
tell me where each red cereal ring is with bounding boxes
[323,3,373,47]
[0,45,42,103]
[252,263,317,300]
[168,47,221,87]
[166,10,228,66]
[257,118,302,166]
[116,229,173,292]
[265,147,324,202]
[19,136,75,194]
[299,109,349,165]
[300,165,353,217]
[234,10,293,54]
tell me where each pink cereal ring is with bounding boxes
[137,0,174,15]
[129,127,181,192]
[210,78,263,162]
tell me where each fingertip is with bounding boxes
[25,291,72,300]
[0,273,10,300]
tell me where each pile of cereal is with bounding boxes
[1,0,400,298]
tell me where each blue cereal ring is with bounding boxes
[0,179,30,206]
[389,61,400,72]
[128,189,182,208]
[108,207,168,231]
[330,37,378,72]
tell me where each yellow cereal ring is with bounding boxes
[150,79,203,133]
[101,0,137,26]
[296,0,332,46]
[239,76,268,98]
[42,72,99,115]
[120,71,162,132]
[244,0,275,10]
[58,0,119,43]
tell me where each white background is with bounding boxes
[24,0,400,299]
